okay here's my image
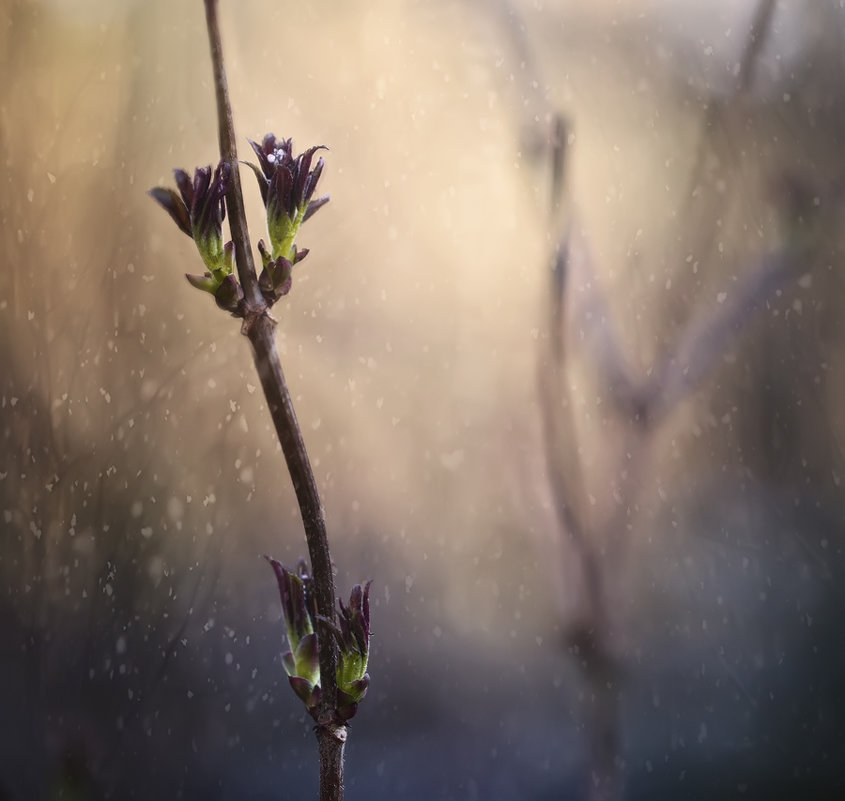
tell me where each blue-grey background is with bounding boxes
[2,1,844,799]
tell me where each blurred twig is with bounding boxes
[683,0,778,206]
[537,114,624,801]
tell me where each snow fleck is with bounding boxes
[167,496,184,522]
[147,556,165,582]
[140,380,157,401]
[716,291,727,304]
[440,450,464,471]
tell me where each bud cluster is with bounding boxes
[149,135,329,313]
[246,135,329,306]
[266,557,371,722]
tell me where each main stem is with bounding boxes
[202,2,345,798]
[250,315,346,801]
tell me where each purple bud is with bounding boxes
[214,274,243,313]
[148,186,192,238]
[248,134,329,262]
[288,676,317,708]
[303,195,330,223]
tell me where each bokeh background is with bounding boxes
[2,0,845,799]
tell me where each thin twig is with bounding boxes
[538,117,623,801]
[203,0,261,311]
[681,0,778,211]
[640,248,801,422]
[202,2,345,798]
[735,0,778,96]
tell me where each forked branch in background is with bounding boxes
[527,4,807,801]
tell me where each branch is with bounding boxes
[204,0,261,312]
[563,226,646,421]
[564,231,806,428]
[202,2,344,798]
[247,315,342,719]
[542,0,784,432]
[537,138,610,643]
[640,247,802,423]
[486,0,550,159]
[538,231,623,801]
[681,0,778,209]
[735,0,778,98]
